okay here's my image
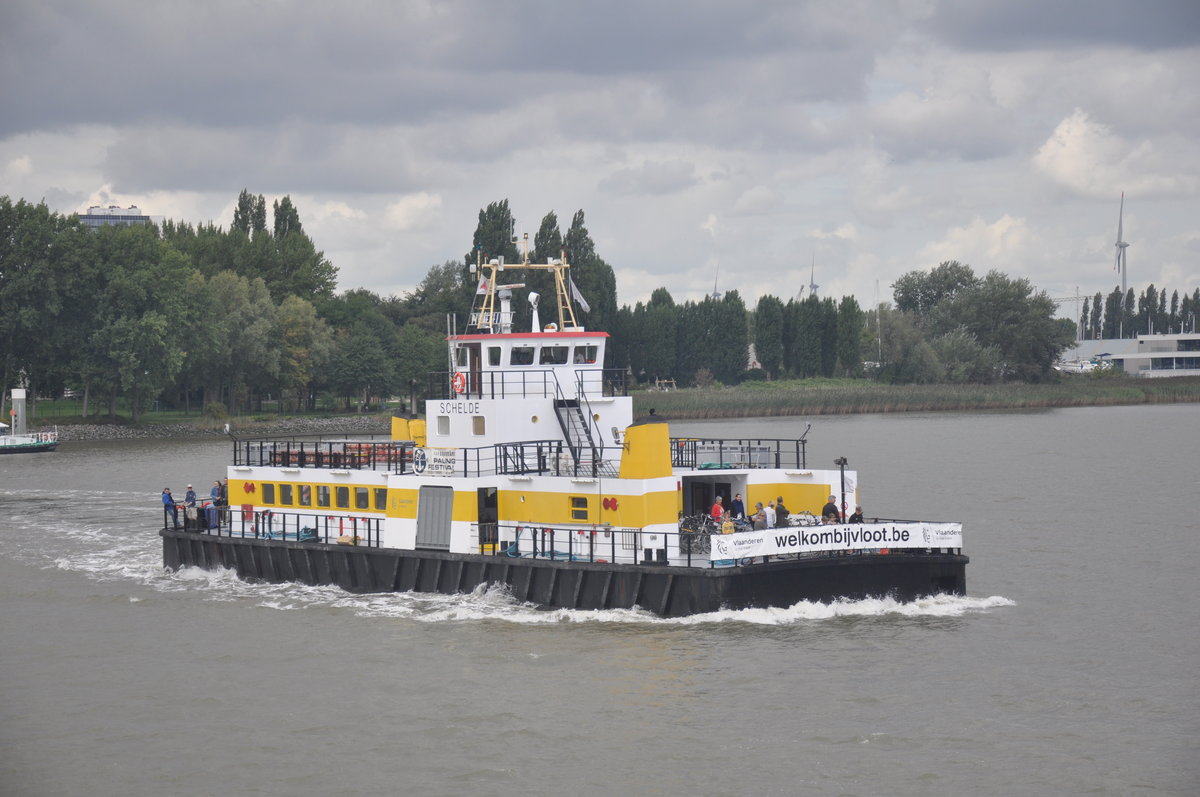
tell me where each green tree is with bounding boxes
[563,210,618,334]
[232,189,267,235]
[892,261,979,317]
[276,295,334,411]
[329,323,393,411]
[836,296,865,376]
[753,294,784,377]
[931,271,1072,381]
[877,305,942,384]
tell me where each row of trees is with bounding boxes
[0,195,619,418]
[609,289,867,386]
[1079,284,1200,340]
[6,191,1191,420]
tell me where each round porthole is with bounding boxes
[531,415,538,423]
[593,413,601,421]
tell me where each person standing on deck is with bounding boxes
[184,485,197,508]
[730,493,745,519]
[763,500,777,529]
[162,488,179,529]
[821,494,841,524]
[207,481,221,529]
[775,496,790,527]
[710,495,724,522]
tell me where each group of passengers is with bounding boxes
[709,492,866,534]
[710,492,793,532]
[161,479,227,531]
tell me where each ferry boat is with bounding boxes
[161,251,967,616]
[1,389,58,454]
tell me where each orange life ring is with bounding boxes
[452,372,467,394]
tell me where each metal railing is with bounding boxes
[164,505,384,547]
[234,436,413,471]
[429,368,628,401]
[670,437,808,470]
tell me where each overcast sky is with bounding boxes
[3,0,1198,319]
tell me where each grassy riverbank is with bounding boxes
[631,375,1200,418]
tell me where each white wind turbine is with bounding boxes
[1114,192,1130,337]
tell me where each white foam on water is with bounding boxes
[5,489,1013,626]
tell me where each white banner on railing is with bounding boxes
[708,522,962,560]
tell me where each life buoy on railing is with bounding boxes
[452,371,467,394]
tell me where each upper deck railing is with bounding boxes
[427,368,628,401]
[232,434,809,476]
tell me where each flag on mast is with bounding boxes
[569,277,591,313]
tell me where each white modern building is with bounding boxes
[1065,332,1200,378]
[78,205,155,227]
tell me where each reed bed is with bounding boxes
[631,377,1200,419]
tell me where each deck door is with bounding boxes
[416,485,454,549]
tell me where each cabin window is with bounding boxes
[299,485,312,506]
[437,415,450,435]
[455,347,469,367]
[335,486,350,508]
[374,488,387,511]
[540,346,569,365]
[317,485,330,507]
[570,496,589,521]
[262,483,275,504]
[488,346,502,366]
[573,345,598,364]
[472,416,486,436]
[279,484,293,505]
[355,487,369,509]
[510,346,535,365]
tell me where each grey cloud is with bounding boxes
[598,159,699,196]
[924,0,1200,51]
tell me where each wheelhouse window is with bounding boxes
[455,347,469,367]
[573,345,598,364]
[540,346,569,365]
[510,346,535,365]
[488,346,502,366]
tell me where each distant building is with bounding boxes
[1066,332,1200,378]
[78,204,154,228]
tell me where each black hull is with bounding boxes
[161,529,968,617]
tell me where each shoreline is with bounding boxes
[44,414,393,442]
[33,377,1200,439]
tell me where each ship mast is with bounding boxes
[467,235,580,333]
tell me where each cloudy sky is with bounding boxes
[3,0,1198,318]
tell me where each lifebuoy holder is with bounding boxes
[452,372,467,394]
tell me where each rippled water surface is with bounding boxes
[1,405,1197,796]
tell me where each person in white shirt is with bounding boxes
[763,500,777,529]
